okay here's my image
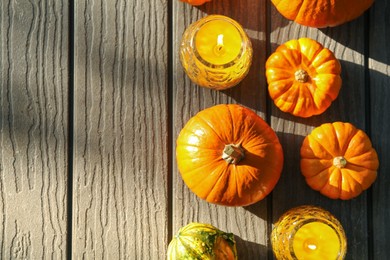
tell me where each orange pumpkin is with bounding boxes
[265,38,342,118]
[271,0,374,28]
[180,0,211,6]
[300,122,379,200]
[176,104,284,206]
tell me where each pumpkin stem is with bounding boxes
[222,144,245,164]
[333,156,347,168]
[295,69,309,83]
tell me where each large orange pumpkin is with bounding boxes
[180,0,211,6]
[271,0,374,28]
[300,122,379,200]
[176,104,284,206]
[266,38,342,118]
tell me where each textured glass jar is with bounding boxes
[271,205,347,260]
[179,15,253,90]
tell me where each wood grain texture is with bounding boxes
[0,0,68,259]
[172,1,270,258]
[369,0,390,258]
[73,0,169,259]
[269,4,370,259]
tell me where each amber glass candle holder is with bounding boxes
[179,15,253,90]
[271,205,347,260]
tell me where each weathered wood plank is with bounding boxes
[72,0,169,258]
[0,0,68,258]
[369,0,390,258]
[172,1,270,258]
[269,5,370,259]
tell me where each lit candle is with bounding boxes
[180,15,252,90]
[271,205,347,260]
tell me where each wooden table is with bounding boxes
[1,0,389,259]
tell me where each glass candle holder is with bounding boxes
[271,205,347,260]
[180,15,253,90]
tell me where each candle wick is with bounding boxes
[214,34,225,56]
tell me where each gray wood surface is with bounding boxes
[0,0,389,259]
[0,0,69,259]
[72,0,169,259]
[369,0,390,259]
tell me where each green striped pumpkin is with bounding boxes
[167,223,237,259]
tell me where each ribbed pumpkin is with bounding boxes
[167,223,237,260]
[180,0,211,6]
[266,38,342,118]
[271,0,374,28]
[300,122,379,200]
[176,104,284,206]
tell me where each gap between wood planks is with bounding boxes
[363,10,374,260]
[167,0,174,248]
[67,0,75,259]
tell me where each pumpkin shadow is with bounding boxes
[217,37,268,115]
[319,3,389,66]
[243,199,268,221]
[234,235,270,260]
[195,0,290,33]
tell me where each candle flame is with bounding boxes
[213,34,226,57]
[217,34,224,46]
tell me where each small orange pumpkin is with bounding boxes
[271,0,374,28]
[265,38,342,118]
[300,122,379,200]
[176,104,284,206]
[180,0,211,6]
